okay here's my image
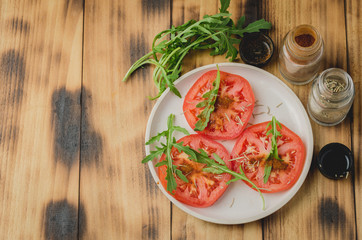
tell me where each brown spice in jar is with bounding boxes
[295,34,315,47]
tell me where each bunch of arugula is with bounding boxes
[122,0,271,99]
[143,113,266,210]
[263,116,284,183]
[194,65,221,131]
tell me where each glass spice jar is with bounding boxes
[279,24,324,85]
[307,68,355,126]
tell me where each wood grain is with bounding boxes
[262,0,356,239]
[0,0,360,239]
[171,1,264,239]
[0,0,83,239]
[81,0,171,238]
[346,0,362,237]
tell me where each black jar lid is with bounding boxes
[239,32,274,67]
[317,143,353,180]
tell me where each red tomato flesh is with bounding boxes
[158,134,232,207]
[183,70,255,140]
[231,122,305,193]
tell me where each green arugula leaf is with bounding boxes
[172,142,197,161]
[171,126,190,136]
[145,130,168,145]
[142,114,191,194]
[226,177,240,184]
[203,167,224,174]
[219,0,231,13]
[263,116,283,184]
[263,164,272,184]
[242,19,272,33]
[212,153,226,166]
[194,65,221,131]
[155,160,167,167]
[175,169,189,183]
[236,16,245,29]
[166,167,177,193]
[142,146,166,164]
[198,149,209,157]
[143,114,268,209]
[122,0,272,100]
[185,149,266,210]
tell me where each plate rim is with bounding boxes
[144,62,313,224]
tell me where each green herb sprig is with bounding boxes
[143,114,190,193]
[122,0,272,99]
[180,147,266,210]
[263,116,283,183]
[194,65,221,131]
[143,113,266,209]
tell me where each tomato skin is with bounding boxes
[183,70,255,140]
[231,122,305,193]
[158,134,232,207]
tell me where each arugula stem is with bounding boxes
[215,165,266,210]
[196,151,266,210]
[263,116,283,183]
[122,51,153,82]
[122,0,271,99]
[166,126,174,175]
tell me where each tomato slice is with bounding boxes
[183,70,255,140]
[231,122,305,193]
[158,134,232,207]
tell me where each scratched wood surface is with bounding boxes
[0,0,360,239]
[346,0,362,237]
[81,0,171,239]
[0,0,83,239]
[261,0,356,239]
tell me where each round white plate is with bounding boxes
[145,63,313,224]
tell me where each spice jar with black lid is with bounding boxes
[307,68,355,126]
[279,24,324,85]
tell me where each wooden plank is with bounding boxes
[262,0,356,239]
[81,0,171,238]
[171,0,263,239]
[346,0,362,237]
[0,0,83,239]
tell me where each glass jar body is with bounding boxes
[307,68,355,126]
[279,25,324,85]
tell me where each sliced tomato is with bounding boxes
[158,134,232,207]
[183,70,255,140]
[231,121,305,193]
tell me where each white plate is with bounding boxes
[145,63,313,224]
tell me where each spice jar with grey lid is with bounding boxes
[307,68,355,126]
[279,24,324,85]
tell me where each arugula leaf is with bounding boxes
[236,16,245,29]
[142,146,166,164]
[219,0,231,13]
[144,113,267,210]
[263,116,283,183]
[242,19,272,33]
[155,160,167,167]
[175,169,189,183]
[145,130,168,145]
[172,142,197,161]
[263,164,272,184]
[171,126,190,136]
[212,153,226,166]
[203,167,224,174]
[143,114,190,194]
[194,65,221,131]
[231,19,272,36]
[186,149,266,210]
[122,0,272,99]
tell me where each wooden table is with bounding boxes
[0,0,360,239]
